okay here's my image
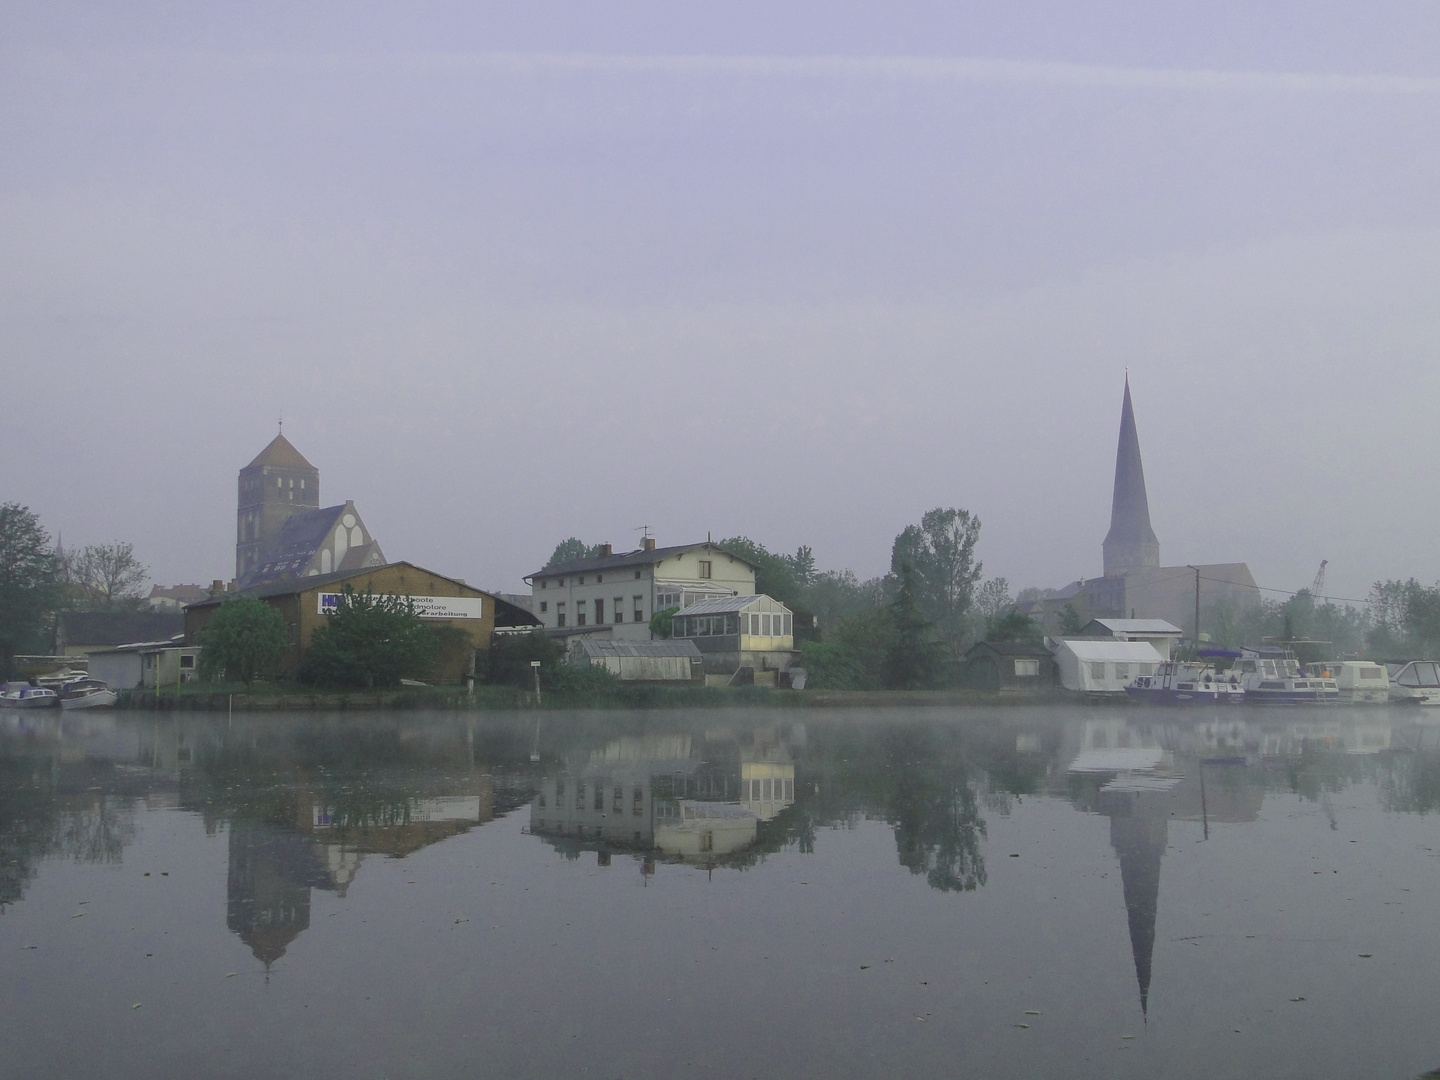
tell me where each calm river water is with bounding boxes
[3,705,1439,1079]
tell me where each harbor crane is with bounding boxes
[1311,559,1328,599]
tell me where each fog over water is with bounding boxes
[4,3,1440,596]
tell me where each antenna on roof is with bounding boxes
[634,524,652,540]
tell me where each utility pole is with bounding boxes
[1187,565,1201,654]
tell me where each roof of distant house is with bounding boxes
[1054,640,1165,662]
[246,433,316,471]
[528,542,760,580]
[148,584,210,603]
[57,611,185,648]
[1082,618,1183,636]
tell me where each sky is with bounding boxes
[3,2,1440,602]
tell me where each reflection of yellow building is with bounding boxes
[739,760,795,822]
[654,801,758,859]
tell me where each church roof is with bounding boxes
[246,433,316,471]
[1103,377,1159,550]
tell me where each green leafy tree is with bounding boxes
[545,538,603,569]
[785,545,818,587]
[800,606,896,690]
[882,566,947,689]
[297,587,439,688]
[485,630,564,687]
[984,608,1044,646]
[197,595,287,688]
[717,536,802,607]
[650,605,679,639]
[1058,602,1084,636]
[889,507,984,657]
[0,504,60,677]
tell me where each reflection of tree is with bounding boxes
[1378,753,1440,815]
[0,756,55,908]
[51,797,135,864]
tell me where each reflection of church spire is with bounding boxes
[1102,376,1161,577]
[1108,811,1166,1017]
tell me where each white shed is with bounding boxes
[1078,618,1184,660]
[1053,639,1164,693]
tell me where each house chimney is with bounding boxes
[210,579,225,599]
[598,543,613,557]
[642,537,656,552]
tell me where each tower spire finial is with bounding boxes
[278,415,283,435]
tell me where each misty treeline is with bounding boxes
[0,502,152,675]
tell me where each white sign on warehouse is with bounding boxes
[317,594,486,620]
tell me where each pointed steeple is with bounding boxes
[1103,376,1160,577]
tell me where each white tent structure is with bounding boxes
[1052,639,1164,693]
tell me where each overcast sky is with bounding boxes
[4,2,1439,602]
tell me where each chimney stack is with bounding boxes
[642,537,656,552]
[598,543,613,557]
[210,579,225,599]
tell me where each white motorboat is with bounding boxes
[1231,647,1339,704]
[1384,660,1440,705]
[57,678,117,710]
[0,683,59,708]
[1333,661,1390,704]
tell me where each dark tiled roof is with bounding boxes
[58,611,185,647]
[963,640,1053,658]
[245,433,317,471]
[528,542,759,580]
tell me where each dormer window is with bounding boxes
[698,560,712,579]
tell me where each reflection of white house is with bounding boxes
[1052,640,1164,693]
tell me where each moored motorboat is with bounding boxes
[1125,661,1244,704]
[1231,646,1338,704]
[0,683,60,708]
[1384,660,1440,705]
[57,678,117,710]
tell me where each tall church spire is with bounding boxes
[1103,376,1160,577]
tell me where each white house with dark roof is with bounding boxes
[525,538,760,641]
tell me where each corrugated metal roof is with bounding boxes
[1085,618,1183,635]
[575,639,701,659]
[679,594,790,616]
[1057,640,1165,662]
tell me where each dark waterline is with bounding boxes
[3,705,1439,1080]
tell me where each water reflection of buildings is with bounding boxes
[225,783,493,966]
[529,727,797,870]
[1067,717,1264,1017]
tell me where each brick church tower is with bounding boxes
[236,432,320,580]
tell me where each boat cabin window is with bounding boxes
[1360,668,1384,681]
[1262,660,1277,677]
[1418,662,1440,687]
[1396,664,1421,687]
[1259,680,1285,690]
[1241,660,1257,673]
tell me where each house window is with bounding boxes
[575,786,585,810]
[556,781,565,804]
[180,654,195,669]
[557,602,566,628]
[538,790,546,807]
[1014,659,1039,677]
[594,599,604,623]
[556,578,564,586]
[596,574,603,583]
[632,785,644,815]
[614,598,624,623]
[577,611,586,626]
[578,576,585,585]
[634,570,641,579]
[1115,663,1130,681]
[613,786,623,811]
[697,560,712,579]
[1090,662,1107,680]
[541,579,547,589]
[634,597,644,622]
[594,787,604,811]
[539,601,547,613]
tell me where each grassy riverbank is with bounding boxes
[116,682,1053,711]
